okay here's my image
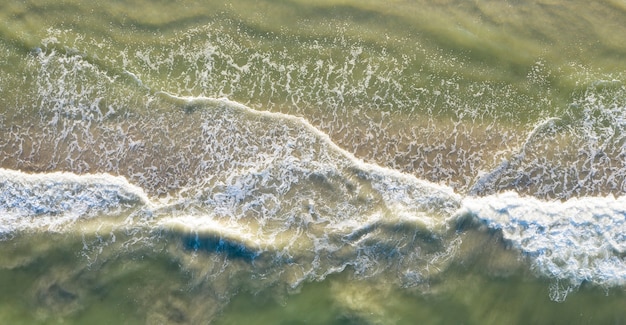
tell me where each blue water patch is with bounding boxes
[182,232,261,261]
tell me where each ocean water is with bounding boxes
[1,0,626,323]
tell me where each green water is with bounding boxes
[2,229,626,324]
[2,0,626,324]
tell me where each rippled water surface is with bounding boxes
[1,1,626,324]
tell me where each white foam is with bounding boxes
[460,192,626,292]
[157,92,462,207]
[0,168,152,235]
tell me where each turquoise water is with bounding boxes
[1,1,626,324]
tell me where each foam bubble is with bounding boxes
[460,191,626,296]
[0,168,151,235]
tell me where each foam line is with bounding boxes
[460,191,626,291]
[156,91,462,208]
[0,168,153,234]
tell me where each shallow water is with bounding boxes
[1,0,626,324]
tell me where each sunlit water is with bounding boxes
[1,1,626,324]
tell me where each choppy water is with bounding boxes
[1,0,626,324]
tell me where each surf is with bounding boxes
[2,93,626,301]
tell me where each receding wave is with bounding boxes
[3,92,626,301]
[0,168,149,236]
[461,192,626,301]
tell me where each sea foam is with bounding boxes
[460,192,626,297]
[3,89,626,299]
[0,168,151,235]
